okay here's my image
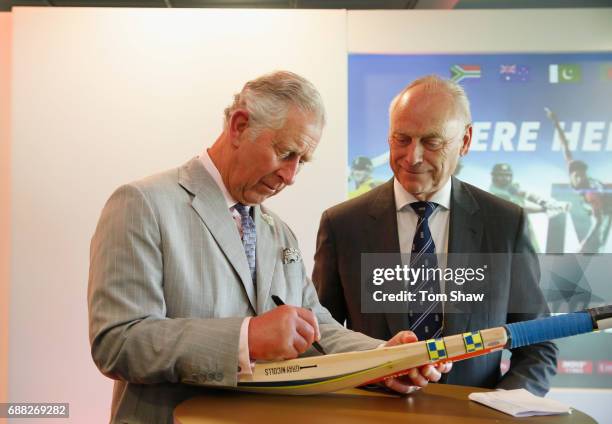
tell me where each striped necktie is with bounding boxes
[233,203,257,284]
[409,201,442,341]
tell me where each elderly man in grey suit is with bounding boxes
[88,71,451,424]
[313,75,558,396]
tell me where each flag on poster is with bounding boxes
[450,65,481,83]
[499,64,530,82]
[549,64,581,83]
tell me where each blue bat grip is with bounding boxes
[506,312,594,349]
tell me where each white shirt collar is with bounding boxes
[199,148,239,209]
[394,176,452,212]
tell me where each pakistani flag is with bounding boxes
[549,64,581,83]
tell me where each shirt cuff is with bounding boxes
[237,317,254,376]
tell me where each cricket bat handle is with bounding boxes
[504,305,612,349]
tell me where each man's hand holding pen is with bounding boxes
[248,304,322,361]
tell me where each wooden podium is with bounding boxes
[174,384,596,424]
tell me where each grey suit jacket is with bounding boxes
[313,177,558,396]
[88,157,380,424]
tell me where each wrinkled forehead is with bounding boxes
[274,113,323,158]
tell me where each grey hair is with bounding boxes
[388,74,472,124]
[224,71,326,137]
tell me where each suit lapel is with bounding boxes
[365,180,401,253]
[448,177,483,256]
[366,180,409,336]
[254,206,276,314]
[178,158,257,312]
[444,177,483,335]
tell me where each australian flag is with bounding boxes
[500,64,530,82]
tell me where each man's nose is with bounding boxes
[405,140,424,166]
[277,157,300,186]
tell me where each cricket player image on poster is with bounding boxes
[348,53,612,389]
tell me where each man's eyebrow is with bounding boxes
[391,130,445,139]
[291,144,314,162]
[421,131,445,139]
[390,131,410,139]
[276,140,314,163]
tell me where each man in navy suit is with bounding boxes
[313,75,558,395]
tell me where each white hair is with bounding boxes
[389,74,472,124]
[224,71,326,137]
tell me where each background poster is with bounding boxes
[348,52,612,388]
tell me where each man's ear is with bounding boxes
[459,124,472,157]
[229,109,249,146]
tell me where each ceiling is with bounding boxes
[2,0,612,11]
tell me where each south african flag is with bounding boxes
[450,64,481,83]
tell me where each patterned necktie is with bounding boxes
[234,203,257,284]
[409,201,442,341]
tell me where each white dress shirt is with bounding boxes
[394,177,452,292]
[394,177,452,254]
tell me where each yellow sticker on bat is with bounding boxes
[463,331,484,353]
[426,339,448,361]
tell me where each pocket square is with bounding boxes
[282,247,302,264]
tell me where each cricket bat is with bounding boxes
[234,305,612,395]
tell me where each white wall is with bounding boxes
[348,9,612,53]
[10,7,347,422]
